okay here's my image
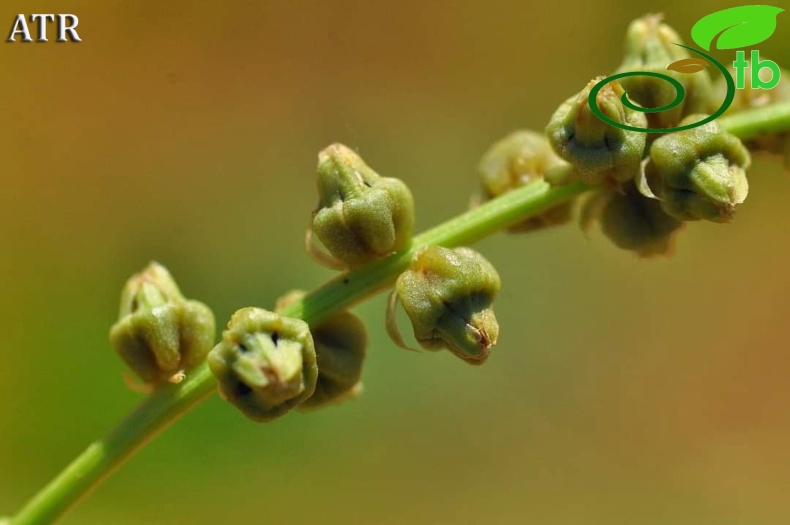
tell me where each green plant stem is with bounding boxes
[9,366,215,525]
[9,104,790,525]
[718,101,790,140]
[284,179,589,325]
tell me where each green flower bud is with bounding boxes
[615,14,715,130]
[208,307,318,422]
[546,78,647,184]
[310,143,415,268]
[109,262,216,385]
[582,183,684,258]
[638,115,751,222]
[275,291,366,411]
[476,130,575,232]
[388,246,500,365]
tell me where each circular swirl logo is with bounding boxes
[588,44,735,133]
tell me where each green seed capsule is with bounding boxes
[388,246,501,365]
[310,143,415,268]
[582,183,684,258]
[276,291,366,411]
[208,307,318,422]
[638,115,751,222]
[546,78,647,184]
[109,262,216,385]
[615,14,715,130]
[476,130,575,232]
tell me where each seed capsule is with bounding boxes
[638,115,751,222]
[109,262,216,385]
[276,291,366,411]
[208,308,318,422]
[388,246,501,365]
[582,183,684,258]
[310,143,415,268]
[615,14,716,130]
[546,78,647,184]
[476,130,575,232]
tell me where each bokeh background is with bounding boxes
[2,1,789,523]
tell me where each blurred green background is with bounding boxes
[2,1,789,523]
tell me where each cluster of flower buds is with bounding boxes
[199,143,505,421]
[110,262,215,385]
[530,14,757,257]
[309,145,504,367]
[105,143,506,423]
[106,12,787,425]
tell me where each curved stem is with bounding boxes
[10,366,216,525]
[9,103,789,525]
[9,179,588,525]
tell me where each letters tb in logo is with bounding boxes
[733,50,781,90]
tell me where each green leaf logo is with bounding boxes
[691,5,784,51]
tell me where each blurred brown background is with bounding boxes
[1,1,789,523]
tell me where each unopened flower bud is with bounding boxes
[476,130,575,232]
[583,183,684,258]
[639,115,750,222]
[388,246,500,365]
[546,78,647,184]
[109,262,215,385]
[310,143,415,268]
[208,308,318,422]
[615,14,715,130]
[276,291,366,411]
